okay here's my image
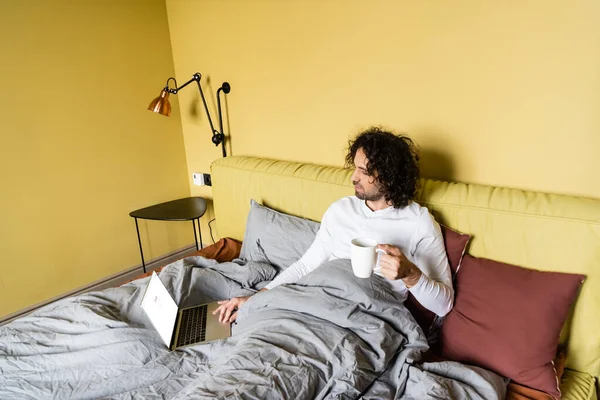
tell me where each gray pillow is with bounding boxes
[239,200,320,271]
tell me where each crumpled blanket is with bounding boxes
[0,257,507,399]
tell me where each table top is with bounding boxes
[129,197,207,221]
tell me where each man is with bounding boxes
[214,127,453,323]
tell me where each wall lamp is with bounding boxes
[148,72,231,157]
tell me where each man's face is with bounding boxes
[351,148,385,202]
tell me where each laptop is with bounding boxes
[141,272,231,350]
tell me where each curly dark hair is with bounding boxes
[345,127,420,208]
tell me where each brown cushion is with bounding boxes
[440,254,585,399]
[404,225,470,334]
[505,351,566,400]
[422,349,565,400]
[505,383,554,400]
[189,237,242,263]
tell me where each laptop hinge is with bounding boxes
[170,310,181,350]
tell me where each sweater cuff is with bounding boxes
[407,270,427,292]
[264,281,278,291]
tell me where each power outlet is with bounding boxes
[192,172,212,186]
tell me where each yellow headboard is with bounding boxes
[211,156,600,378]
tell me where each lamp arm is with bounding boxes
[165,77,178,90]
[216,86,226,158]
[193,79,219,140]
[166,73,230,157]
[217,88,225,141]
[169,74,198,94]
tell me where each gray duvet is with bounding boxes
[0,257,507,399]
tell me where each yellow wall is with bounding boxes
[0,0,192,318]
[4,0,597,318]
[166,0,600,241]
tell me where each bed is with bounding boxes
[1,155,598,400]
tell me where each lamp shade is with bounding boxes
[148,89,171,116]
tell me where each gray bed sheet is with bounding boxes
[0,257,507,399]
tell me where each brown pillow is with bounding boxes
[188,237,242,263]
[505,383,554,400]
[404,225,470,334]
[440,254,585,399]
[422,349,565,400]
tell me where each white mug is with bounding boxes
[350,237,387,278]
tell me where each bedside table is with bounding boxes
[129,197,207,273]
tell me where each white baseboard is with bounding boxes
[0,244,199,326]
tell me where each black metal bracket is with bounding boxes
[164,73,231,157]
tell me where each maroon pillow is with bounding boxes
[440,254,585,399]
[440,224,471,276]
[404,225,470,334]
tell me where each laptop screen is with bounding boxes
[141,272,179,347]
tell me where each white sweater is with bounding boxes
[265,196,454,317]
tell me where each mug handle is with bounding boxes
[374,248,387,276]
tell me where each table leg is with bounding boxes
[192,219,199,251]
[134,217,146,273]
[197,218,203,249]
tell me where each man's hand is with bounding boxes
[212,289,268,323]
[212,295,252,323]
[377,244,422,288]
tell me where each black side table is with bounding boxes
[129,197,207,273]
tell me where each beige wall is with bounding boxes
[166,0,600,241]
[0,0,191,318]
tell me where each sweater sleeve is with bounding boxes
[264,209,333,290]
[408,230,454,317]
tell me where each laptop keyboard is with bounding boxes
[177,304,208,346]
